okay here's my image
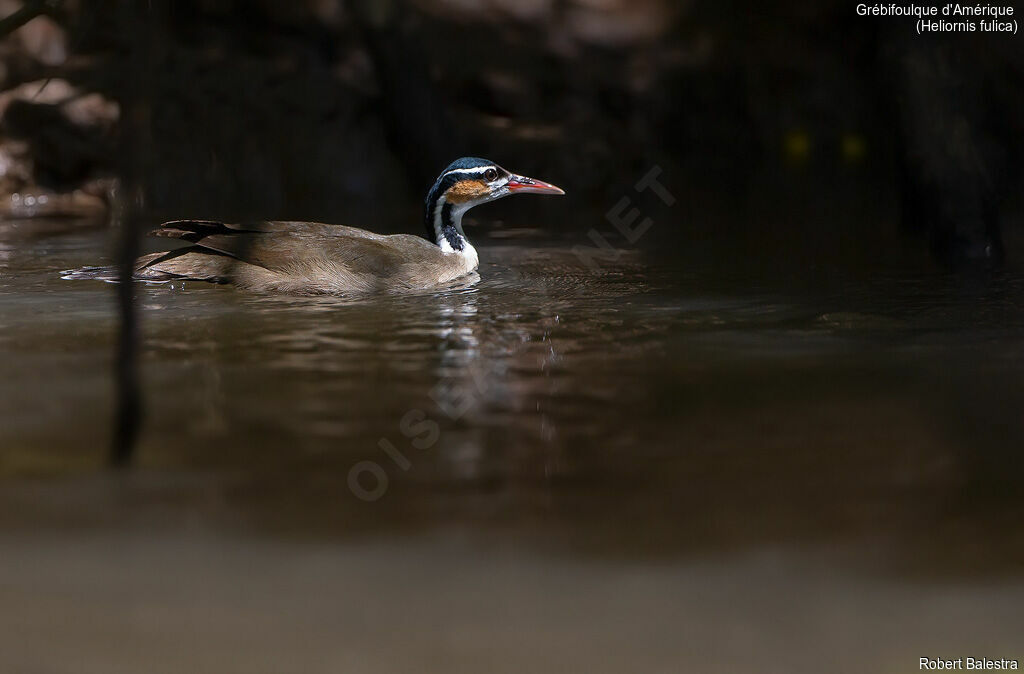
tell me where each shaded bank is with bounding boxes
[0,1,1020,265]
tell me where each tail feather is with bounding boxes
[151,219,273,240]
[60,265,121,283]
[149,220,229,242]
[63,219,275,285]
[60,253,174,283]
[62,250,232,284]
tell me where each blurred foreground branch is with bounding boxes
[110,0,162,467]
[0,0,59,38]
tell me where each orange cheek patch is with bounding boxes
[445,180,488,204]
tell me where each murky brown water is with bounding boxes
[1,221,1023,672]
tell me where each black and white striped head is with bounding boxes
[424,157,564,252]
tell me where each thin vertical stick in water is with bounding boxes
[110,191,140,467]
[109,0,160,467]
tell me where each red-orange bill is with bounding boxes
[507,174,565,195]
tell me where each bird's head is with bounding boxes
[424,157,564,252]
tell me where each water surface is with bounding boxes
[1,221,1022,671]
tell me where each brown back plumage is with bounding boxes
[134,220,476,294]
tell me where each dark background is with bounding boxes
[1,0,1021,268]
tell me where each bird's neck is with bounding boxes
[426,192,475,257]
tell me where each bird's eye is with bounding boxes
[484,168,498,182]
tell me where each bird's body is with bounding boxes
[133,220,480,294]
[73,157,562,295]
